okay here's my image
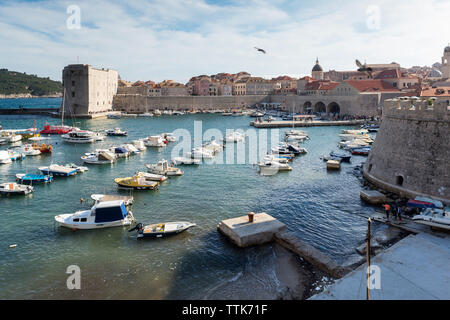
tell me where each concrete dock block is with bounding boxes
[217,212,286,247]
[360,190,387,204]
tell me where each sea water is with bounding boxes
[0,98,377,299]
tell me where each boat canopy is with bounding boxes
[94,200,127,223]
[406,199,436,209]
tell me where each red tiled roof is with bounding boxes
[374,69,401,80]
[305,80,339,91]
[344,79,400,92]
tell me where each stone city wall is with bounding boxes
[363,98,450,203]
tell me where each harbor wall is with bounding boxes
[363,98,450,204]
[112,93,398,116]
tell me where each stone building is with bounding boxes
[61,64,118,118]
[363,98,450,204]
[246,77,275,95]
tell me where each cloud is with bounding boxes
[0,0,449,83]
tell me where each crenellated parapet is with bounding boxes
[383,97,449,122]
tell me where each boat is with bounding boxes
[106,128,128,136]
[0,138,7,145]
[121,143,140,155]
[16,173,53,184]
[82,151,116,165]
[326,160,341,170]
[54,200,135,230]
[203,139,224,154]
[64,163,89,173]
[135,171,168,182]
[0,150,12,164]
[144,135,166,147]
[107,113,122,119]
[61,130,95,144]
[285,129,309,137]
[39,164,78,176]
[31,142,53,153]
[249,111,265,117]
[341,129,369,135]
[40,124,73,135]
[224,132,245,143]
[257,160,292,172]
[172,157,201,165]
[153,109,162,116]
[8,150,25,161]
[186,147,214,159]
[222,112,233,116]
[329,151,351,162]
[109,147,129,158]
[145,160,183,176]
[139,112,153,117]
[350,147,371,156]
[0,182,34,195]
[129,221,196,239]
[132,139,146,151]
[161,133,176,142]
[93,132,106,141]
[90,194,134,206]
[263,154,290,164]
[21,144,41,156]
[412,207,450,230]
[1,131,22,143]
[114,175,159,190]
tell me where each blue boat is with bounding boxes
[16,173,53,184]
[38,164,78,177]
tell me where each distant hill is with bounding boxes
[0,68,62,97]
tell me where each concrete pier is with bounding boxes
[250,119,366,128]
[217,212,286,247]
[360,190,387,204]
[274,231,350,278]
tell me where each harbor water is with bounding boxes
[0,98,378,299]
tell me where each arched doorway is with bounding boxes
[327,102,340,115]
[313,101,326,114]
[303,101,312,114]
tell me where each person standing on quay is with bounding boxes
[398,206,403,222]
[383,203,390,220]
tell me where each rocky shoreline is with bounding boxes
[0,93,62,99]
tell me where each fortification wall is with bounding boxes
[363,98,450,203]
[112,94,270,112]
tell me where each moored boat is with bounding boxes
[114,175,159,190]
[39,164,78,176]
[54,200,135,230]
[172,157,201,165]
[135,171,168,182]
[412,208,450,230]
[326,160,341,170]
[40,124,73,135]
[106,128,128,136]
[0,182,34,195]
[16,173,53,184]
[129,221,196,238]
[145,160,183,176]
[61,130,95,144]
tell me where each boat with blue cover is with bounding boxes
[54,200,135,230]
[329,151,351,162]
[16,173,53,184]
[38,164,78,177]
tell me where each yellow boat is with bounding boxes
[114,175,159,190]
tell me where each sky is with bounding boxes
[1,0,449,83]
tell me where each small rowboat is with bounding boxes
[16,173,53,184]
[326,160,341,170]
[129,222,196,239]
[351,147,371,156]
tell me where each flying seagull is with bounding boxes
[254,47,266,54]
[355,59,373,78]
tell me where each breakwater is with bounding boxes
[0,107,58,116]
[250,119,367,128]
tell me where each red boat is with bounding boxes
[40,124,73,135]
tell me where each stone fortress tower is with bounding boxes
[61,64,118,118]
[311,58,324,80]
[363,97,450,204]
[441,45,450,79]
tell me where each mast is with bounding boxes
[366,217,372,300]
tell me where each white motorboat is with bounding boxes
[341,129,368,135]
[161,133,176,142]
[412,208,450,230]
[145,159,183,176]
[93,132,106,141]
[203,139,224,154]
[135,171,168,182]
[1,131,22,143]
[132,139,147,151]
[55,200,135,230]
[65,163,89,173]
[107,112,122,119]
[224,132,245,143]
[121,143,140,155]
[0,182,34,195]
[139,112,154,117]
[39,164,78,176]
[0,150,12,164]
[172,157,201,165]
[285,129,309,137]
[285,134,308,142]
[61,130,95,144]
[81,151,116,164]
[129,221,196,239]
[153,109,162,116]
[21,144,41,156]
[144,135,166,147]
[106,128,128,136]
[263,154,290,164]
[257,160,292,172]
[186,147,214,159]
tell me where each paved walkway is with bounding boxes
[310,233,450,300]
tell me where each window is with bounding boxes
[71,91,75,97]
[72,80,75,86]
[73,218,79,222]
[80,218,87,222]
